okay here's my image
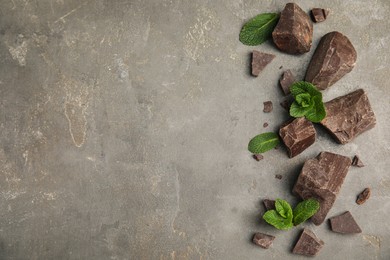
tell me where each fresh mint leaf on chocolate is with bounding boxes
[248,132,280,154]
[263,209,293,230]
[239,13,279,46]
[275,199,293,219]
[293,198,320,226]
[289,81,326,123]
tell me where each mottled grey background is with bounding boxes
[0,0,389,259]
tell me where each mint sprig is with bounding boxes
[248,132,280,154]
[293,198,320,226]
[239,13,280,46]
[289,81,326,123]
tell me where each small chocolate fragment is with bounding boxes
[279,65,283,69]
[311,8,329,23]
[263,122,269,128]
[292,229,324,256]
[279,118,316,158]
[352,155,364,167]
[320,89,376,144]
[293,152,352,225]
[263,199,275,211]
[275,174,282,180]
[263,101,273,113]
[272,3,313,54]
[280,99,290,111]
[330,211,362,234]
[279,70,295,95]
[305,31,357,90]
[356,188,371,205]
[251,51,275,77]
[252,232,275,249]
[253,154,264,161]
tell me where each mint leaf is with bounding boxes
[290,81,321,99]
[239,13,279,46]
[293,198,320,226]
[275,199,293,220]
[248,132,279,154]
[263,210,293,230]
[290,101,308,117]
[296,93,313,108]
[304,96,326,123]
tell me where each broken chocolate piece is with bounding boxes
[293,152,352,225]
[252,232,275,249]
[320,89,376,144]
[251,51,275,77]
[280,99,290,111]
[272,3,313,54]
[356,188,371,205]
[311,8,329,23]
[263,199,275,211]
[305,31,357,90]
[292,229,324,256]
[263,101,273,113]
[330,211,362,234]
[279,70,295,95]
[279,118,316,158]
[253,154,264,161]
[352,155,364,167]
[275,174,282,180]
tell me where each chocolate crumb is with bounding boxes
[352,155,364,167]
[263,122,269,128]
[252,232,275,249]
[275,174,282,180]
[263,101,273,113]
[253,154,264,161]
[356,188,371,205]
[263,199,275,210]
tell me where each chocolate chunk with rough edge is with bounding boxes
[279,118,316,158]
[293,152,352,225]
[292,229,324,256]
[263,199,275,211]
[311,8,329,23]
[280,99,291,111]
[305,31,357,90]
[330,211,362,234]
[253,154,264,161]
[356,188,371,205]
[272,3,313,54]
[263,101,273,113]
[352,155,364,167]
[279,70,295,95]
[252,232,275,249]
[251,51,275,77]
[320,89,376,144]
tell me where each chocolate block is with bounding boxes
[263,199,275,211]
[292,229,324,256]
[279,118,316,158]
[330,211,362,234]
[311,8,329,23]
[251,51,275,77]
[293,152,352,225]
[320,89,376,144]
[263,101,273,113]
[272,3,313,54]
[252,232,275,249]
[279,70,295,95]
[352,155,364,167]
[356,188,371,205]
[305,31,357,90]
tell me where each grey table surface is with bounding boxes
[0,0,389,259]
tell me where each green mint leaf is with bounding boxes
[293,198,320,226]
[248,132,280,154]
[290,101,308,117]
[304,96,326,123]
[275,199,293,219]
[239,13,279,46]
[263,210,293,230]
[290,81,321,99]
[296,93,313,108]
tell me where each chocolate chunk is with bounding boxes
[252,232,275,249]
[263,101,273,113]
[305,31,357,90]
[280,99,290,111]
[352,155,364,167]
[263,199,275,211]
[272,3,313,54]
[263,122,269,128]
[253,154,264,161]
[311,8,329,23]
[279,118,316,158]
[293,152,352,225]
[251,51,275,77]
[279,70,295,95]
[292,229,324,256]
[320,89,376,144]
[330,211,362,234]
[356,188,371,205]
[275,174,282,180]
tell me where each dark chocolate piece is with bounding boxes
[305,31,357,90]
[356,188,371,205]
[252,232,275,249]
[263,122,269,128]
[275,174,282,180]
[352,155,364,167]
[251,51,275,77]
[263,199,275,211]
[272,3,313,54]
[292,229,324,256]
[330,211,362,234]
[253,154,264,161]
[279,70,295,95]
[320,89,376,144]
[280,99,290,111]
[279,118,316,158]
[311,8,329,23]
[293,152,352,225]
[263,101,273,113]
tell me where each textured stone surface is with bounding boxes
[272,3,313,54]
[252,233,275,249]
[321,89,376,144]
[251,51,275,76]
[293,152,352,225]
[292,229,324,256]
[305,31,357,90]
[330,211,362,234]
